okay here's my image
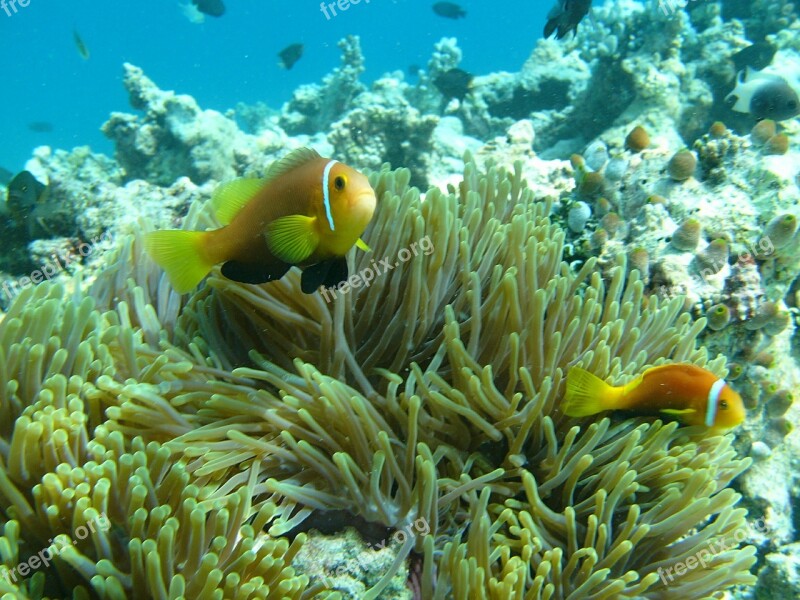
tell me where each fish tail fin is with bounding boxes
[563,367,618,417]
[144,229,214,293]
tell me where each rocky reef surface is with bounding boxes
[0,0,799,598]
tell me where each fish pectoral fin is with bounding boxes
[659,408,697,416]
[211,178,266,225]
[355,238,371,252]
[265,215,319,264]
[221,260,291,285]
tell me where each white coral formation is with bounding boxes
[101,64,286,185]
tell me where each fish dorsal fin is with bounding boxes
[211,178,266,225]
[263,147,322,184]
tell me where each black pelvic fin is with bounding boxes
[301,257,349,294]
[221,260,291,285]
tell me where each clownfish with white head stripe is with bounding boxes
[563,364,746,431]
[145,148,376,294]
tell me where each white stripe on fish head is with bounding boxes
[706,379,726,426]
[321,160,338,231]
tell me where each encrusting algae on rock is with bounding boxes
[0,154,758,599]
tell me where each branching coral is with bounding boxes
[0,156,756,598]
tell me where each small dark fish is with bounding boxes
[6,171,47,219]
[732,41,777,72]
[0,166,13,186]
[73,29,90,60]
[408,64,421,77]
[434,68,474,102]
[191,0,225,17]
[28,121,54,133]
[432,2,466,19]
[544,0,592,40]
[278,43,304,70]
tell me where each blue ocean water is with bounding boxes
[0,0,550,172]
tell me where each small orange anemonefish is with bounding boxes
[145,147,377,294]
[563,364,746,431]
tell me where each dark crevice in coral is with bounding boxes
[543,59,635,156]
[281,509,397,548]
[487,81,571,120]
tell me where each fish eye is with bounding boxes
[334,176,346,191]
[720,400,728,410]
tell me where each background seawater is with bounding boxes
[0,0,549,171]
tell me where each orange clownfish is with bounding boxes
[563,364,746,430]
[145,148,376,294]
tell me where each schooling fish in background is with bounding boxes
[278,44,304,70]
[726,67,800,121]
[73,29,90,60]
[432,2,466,19]
[544,0,592,40]
[28,121,54,133]
[434,68,474,102]
[192,0,225,17]
[145,148,376,295]
[563,364,746,431]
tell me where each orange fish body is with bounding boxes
[145,148,376,294]
[564,364,745,430]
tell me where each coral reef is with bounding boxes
[279,36,367,137]
[102,64,286,185]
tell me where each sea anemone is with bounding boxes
[625,125,650,152]
[744,300,780,330]
[577,170,604,196]
[750,119,777,145]
[766,390,794,417]
[567,201,592,232]
[628,246,649,279]
[706,303,731,331]
[667,150,697,182]
[590,227,609,249]
[709,121,728,138]
[600,211,622,237]
[762,213,798,250]
[763,133,790,155]
[0,157,757,599]
[671,218,702,251]
[696,239,729,274]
